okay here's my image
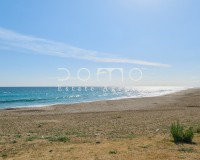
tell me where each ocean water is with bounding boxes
[0,87,186,109]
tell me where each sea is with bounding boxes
[0,86,186,109]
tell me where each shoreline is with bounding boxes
[1,88,198,114]
[1,87,189,111]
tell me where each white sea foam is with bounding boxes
[110,86,187,100]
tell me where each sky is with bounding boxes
[0,0,200,87]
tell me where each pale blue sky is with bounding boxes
[0,0,200,87]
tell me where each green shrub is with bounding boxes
[171,122,184,142]
[183,127,193,143]
[170,122,193,143]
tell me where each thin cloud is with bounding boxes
[0,27,170,67]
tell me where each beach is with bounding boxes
[0,88,200,159]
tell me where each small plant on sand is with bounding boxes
[65,128,86,137]
[14,134,21,138]
[170,122,194,143]
[26,136,38,141]
[37,124,42,128]
[0,152,7,158]
[109,150,117,154]
[11,140,17,144]
[178,147,195,153]
[127,133,136,139]
[46,136,70,142]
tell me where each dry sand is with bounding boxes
[0,88,200,159]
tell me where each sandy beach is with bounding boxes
[0,88,200,159]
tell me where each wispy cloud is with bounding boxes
[0,27,170,67]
